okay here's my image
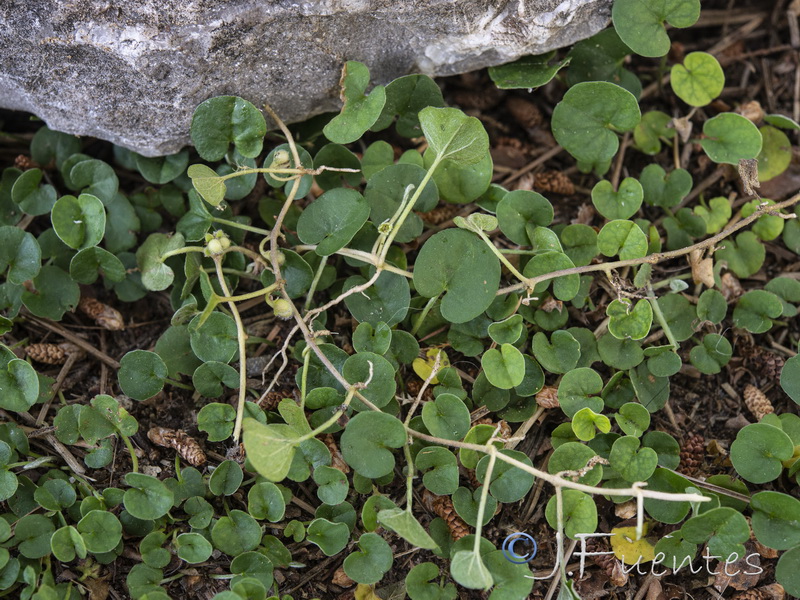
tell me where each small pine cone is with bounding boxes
[678,434,705,477]
[147,427,206,466]
[259,389,292,411]
[584,537,628,587]
[535,386,559,409]
[452,87,503,111]
[26,342,81,365]
[422,490,470,541]
[78,297,125,330]
[506,96,543,129]
[751,349,785,382]
[419,204,461,226]
[320,434,349,474]
[533,171,574,195]
[14,155,36,170]
[331,566,355,588]
[743,385,774,421]
[731,584,785,600]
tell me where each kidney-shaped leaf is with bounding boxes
[419,107,490,166]
[730,423,793,483]
[414,229,500,324]
[340,412,406,478]
[324,61,387,144]
[51,193,106,250]
[191,96,267,161]
[552,82,640,173]
[700,113,763,165]
[612,0,700,58]
[297,188,369,256]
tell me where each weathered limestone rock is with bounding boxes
[0,0,611,156]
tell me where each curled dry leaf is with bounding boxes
[78,297,125,330]
[738,159,760,197]
[147,426,206,466]
[731,583,785,600]
[721,272,744,302]
[320,433,349,474]
[332,566,355,588]
[506,96,543,129]
[737,100,765,124]
[688,249,715,288]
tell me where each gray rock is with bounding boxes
[0,0,611,156]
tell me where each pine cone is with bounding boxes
[751,348,785,382]
[534,171,575,195]
[259,389,293,411]
[506,97,543,129]
[419,204,461,226]
[78,297,125,330]
[465,467,481,490]
[583,536,628,587]
[14,155,36,170]
[26,342,81,365]
[731,584,785,600]
[320,433,349,474]
[535,386,559,409]
[743,385,774,421]
[422,490,470,541]
[678,434,705,477]
[147,427,206,466]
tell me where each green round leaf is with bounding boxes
[0,226,41,285]
[609,435,658,482]
[123,473,174,520]
[211,510,262,556]
[607,298,653,340]
[0,353,39,412]
[306,518,349,556]
[248,482,286,522]
[615,402,651,437]
[700,113,763,165]
[670,52,724,106]
[208,460,243,496]
[481,343,525,390]
[689,334,732,375]
[597,220,648,260]
[413,229,500,324]
[50,525,87,563]
[612,0,700,57]
[198,402,236,441]
[416,447,459,496]
[776,546,800,597]
[640,164,693,208]
[192,361,239,398]
[11,168,57,215]
[343,352,396,410]
[314,466,349,505]
[716,231,765,278]
[297,188,369,256]
[496,190,553,246]
[730,423,793,483]
[191,96,267,161]
[733,290,783,334]
[757,126,792,182]
[21,265,80,320]
[189,312,238,363]
[422,393,470,441]
[591,178,643,220]
[341,412,406,478]
[372,74,445,137]
[419,106,490,166]
[532,330,580,375]
[70,246,126,284]
[118,350,168,401]
[489,51,571,89]
[558,368,603,418]
[751,491,800,550]
[551,82,640,173]
[78,510,122,554]
[549,442,603,486]
[323,61,387,144]
[782,355,800,404]
[476,449,535,503]
[175,532,213,564]
[545,490,597,539]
